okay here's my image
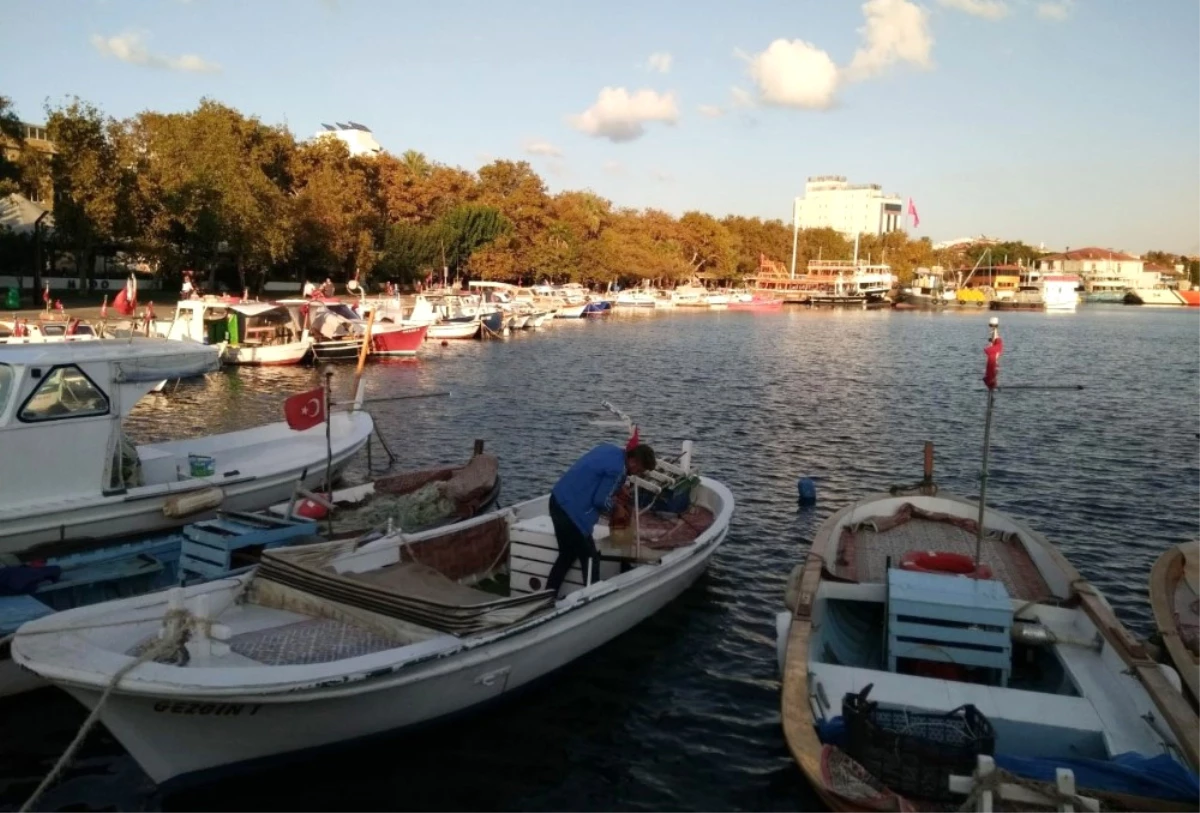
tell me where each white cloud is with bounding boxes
[651,169,673,183]
[746,39,840,109]
[568,87,679,143]
[845,0,934,82]
[602,160,624,175]
[524,140,563,158]
[91,31,221,73]
[697,104,724,118]
[647,52,672,73]
[731,86,755,109]
[1036,0,1073,20]
[937,0,1009,19]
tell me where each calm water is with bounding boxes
[2,305,1198,811]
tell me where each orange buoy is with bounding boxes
[899,550,993,580]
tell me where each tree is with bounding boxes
[678,211,737,278]
[0,95,25,197]
[442,204,511,276]
[45,98,132,288]
[374,222,442,284]
[289,138,379,284]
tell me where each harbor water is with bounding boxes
[1,305,1197,811]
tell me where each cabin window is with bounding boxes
[18,365,110,422]
[0,364,13,414]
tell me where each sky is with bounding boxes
[2,0,1198,255]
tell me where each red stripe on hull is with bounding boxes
[370,325,428,355]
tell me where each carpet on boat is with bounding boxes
[834,503,1053,601]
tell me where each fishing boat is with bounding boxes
[267,445,502,537]
[1150,541,1199,709]
[777,323,1198,811]
[0,511,319,697]
[279,299,426,360]
[161,300,312,366]
[0,313,100,344]
[426,316,481,340]
[13,438,734,787]
[727,294,783,311]
[0,341,374,557]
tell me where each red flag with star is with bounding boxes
[284,387,327,431]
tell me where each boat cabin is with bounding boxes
[166,299,307,347]
[0,341,221,508]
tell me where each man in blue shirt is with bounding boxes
[546,442,657,597]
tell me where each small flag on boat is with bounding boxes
[112,274,137,317]
[626,425,640,452]
[984,336,1003,390]
[284,386,327,431]
[100,295,108,318]
[907,198,920,229]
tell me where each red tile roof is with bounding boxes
[1038,247,1139,262]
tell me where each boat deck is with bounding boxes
[834,512,1053,602]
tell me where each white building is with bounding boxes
[1035,247,1145,294]
[793,176,904,238]
[311,122,382,157]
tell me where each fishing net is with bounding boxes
[337,481,458,533]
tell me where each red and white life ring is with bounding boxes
[900,550,993,580]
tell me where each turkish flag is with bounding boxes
[984,337,1003,390]
[284,387,327,431]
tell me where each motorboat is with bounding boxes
[0,340,373,557]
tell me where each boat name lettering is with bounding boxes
[152,701,262,716]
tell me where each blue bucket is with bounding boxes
[188,454,215,478]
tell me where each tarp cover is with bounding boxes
[995,752,1199,804]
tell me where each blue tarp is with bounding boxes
[996,752,1200,804]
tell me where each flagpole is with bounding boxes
[974,317,1000,568]
[324,370,334,500]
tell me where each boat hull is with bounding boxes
[48,517,727,785]
[370,324,427,356]
[427,319,480,340]
[222,342,311,366]
[310,340,364,362]
[1150,541,1199,709]
[0,413,374,556]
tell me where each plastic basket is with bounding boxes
[841,684,995,802]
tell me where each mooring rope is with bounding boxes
[19,609,193,813]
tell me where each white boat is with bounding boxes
[553,302,587,319]
[0,340,374,556]
[615,290,659,308]
[13,443,734,786]
[162,300,312,366]
[778,480,1199,810]
[0,314,100,344]
[426,317,480,340]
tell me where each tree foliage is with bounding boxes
[17,94,1090,291]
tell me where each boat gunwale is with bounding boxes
[780,491,1200,812]
[12,477,734,701]
[1150,543,1199,707]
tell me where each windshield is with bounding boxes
[0,363,13,418]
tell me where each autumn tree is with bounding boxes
[290,138,379,284]
[45,98,134,287]
[0,95,25,197]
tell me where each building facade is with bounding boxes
[1,121,56,206]
[311,122,382,157]
[1035,247,1144,294]
[793,176,903,238]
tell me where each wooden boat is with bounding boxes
[0,341,373,557]
[1151,541,1199,708]
[778,471,1200,811]
[13,441,733,786]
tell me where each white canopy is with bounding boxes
[0,194,53,236]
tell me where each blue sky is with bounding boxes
[2,0,1197,254]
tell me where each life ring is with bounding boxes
[100,280,109,290]
[900,550,993,580]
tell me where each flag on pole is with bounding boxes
[984,337,1003,390]
[907,198,920,229]
[284,386,327,431]
[626,425,640,452]
[112,274,137,316]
